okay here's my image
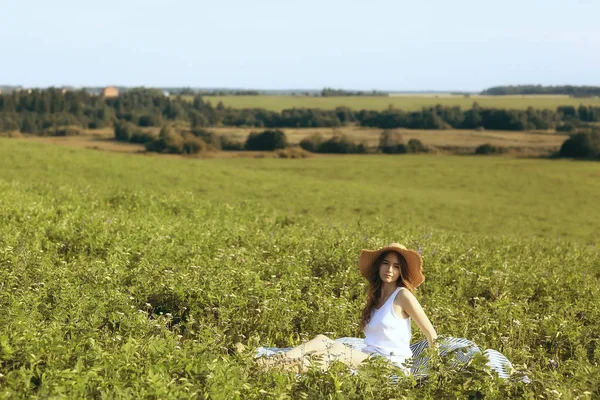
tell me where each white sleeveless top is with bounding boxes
[363,287,412,366]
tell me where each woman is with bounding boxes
[258,243,437,373]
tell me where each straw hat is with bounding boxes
[358,243,424,287]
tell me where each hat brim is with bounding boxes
[359,245,424,288]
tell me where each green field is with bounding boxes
[1,140,599,398]
[194,94,600,111]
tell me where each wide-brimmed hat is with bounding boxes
[358,243,424,287]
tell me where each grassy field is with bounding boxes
[1,140,599,398]
[191,94,600,111]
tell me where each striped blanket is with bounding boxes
[255,336,529,383]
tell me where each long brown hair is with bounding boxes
[359,250,415,330]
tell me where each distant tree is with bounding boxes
[191,128,221,150]
[378,130,405,154]
[559,130,600,159]
[245,129,287,151]
[481,85,600,97]
[181,132,207,154]
[53,126,82,136]
[192,95,205,110]
[474,143,506,155]
[114,121,138,142]
[145,126,184,154]
[463,107,483,129]
[299,133,325,152]
[406,139,428,153]
[334,107,355,123]
[20,114,39,133]
[316,134,366,154]
[220,136,245,151]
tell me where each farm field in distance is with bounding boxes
[210,126,567,152]
[15,126,569,157]
[189,94,600,111]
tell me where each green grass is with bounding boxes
[192,95,600,111]
[1,139,599,398]
[2,139,597,243]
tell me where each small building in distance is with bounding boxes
[102,86,119,98]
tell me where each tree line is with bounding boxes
[320,88,388,97]
[1,88,600,136]
[115,121,600,161]
[481,85,600,97]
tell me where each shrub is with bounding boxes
[145,126,184,154]
[88,119,108,129]
[20,115,39,133]
[114,121,140,142]
[245,129,287,151]
[182,132,207,154]
[316,134,366,154]
[379,130,405,154]
[220,136,245,151]
[556,122,578,133]
[129,130,156,144]
[137,113,163,127]
[299,133,325,152]
[191,128,221,150]
[474,143,507,155]
[144,126,207,155]
[406,139,429,153]
[559,131,600,159]
[53,126,82,136]
[0,112,21,132]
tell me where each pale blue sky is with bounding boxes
[2,0,599,91]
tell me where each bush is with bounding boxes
[474,143,507,155]
[191,128,221,150]
[0,112,21,132]
[220,136,245,151]
[182,132,207,154]
[145,126,183,154]
[114,121,140,142]
[299,133,325,152]
[316,134,366,154]
[406,139,429,153]
[88,119,108,129]
[53,126,82,136]
[129,130,156,144]
[556,122,579,133]
[379,130,405,154]
[145,126,207,155]
[137,113,163,127]
[559,131,600,159]
[245,129,287,151]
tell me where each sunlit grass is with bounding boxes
[0,140,598,398]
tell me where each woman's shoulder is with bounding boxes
[394,286,416,304]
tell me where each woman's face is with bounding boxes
[378,252,401,284]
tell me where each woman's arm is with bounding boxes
[396,289,438,347]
